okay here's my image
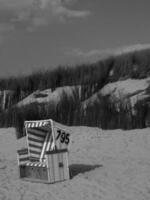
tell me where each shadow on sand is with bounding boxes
[69,164,103,179]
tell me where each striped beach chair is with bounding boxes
[17,119,71,183]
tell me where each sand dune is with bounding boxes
[17,86,81,108]
[0,127,150,200]
[82,77,150,110]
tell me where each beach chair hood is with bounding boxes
[24,119,71,161]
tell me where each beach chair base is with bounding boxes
[18,149,70,184]
[19,165,48,180]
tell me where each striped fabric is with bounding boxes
[27,124,51,161]
[17,148,29,165]
[26,161,47,168]
[25,120,50,128]
[17,120,56,167]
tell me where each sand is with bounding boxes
[0,126,150,200]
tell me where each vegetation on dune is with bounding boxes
[1,49,150,92]
[1,49,150,137]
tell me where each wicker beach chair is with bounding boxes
[17,119,71,183]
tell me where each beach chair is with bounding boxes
[17,119,71,183]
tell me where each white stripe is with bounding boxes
[26,162,32,166]
[30,153,40,158]
[28,133,45,142]
[28,128,47,137]
[46,134,52,151]
[26,162,30,166]
[18,154,29,159]
[51,142,55,150]
[39,163,46,167]
[43,122,46,126]
[40,132,49,162]
[44,121,49,126]
[28,146,41,153]
[28,140,43,147]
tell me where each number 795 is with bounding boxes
[56,129,70,145]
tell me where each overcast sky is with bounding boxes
[0,0,150,77]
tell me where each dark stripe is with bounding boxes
[29,157,39,162]
[46,149,68,155]
[28,130,46,138]
[28,143,42,149]
[18,152,28,156]
[19,157,29,162]
[30,150,41,155]
[28,137,44,144]
[17,149,28,155]
[31,127,49,133]
[29,127,47,135]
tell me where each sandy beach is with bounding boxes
[0,127,150,200]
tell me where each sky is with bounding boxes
[0,0,150,77]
